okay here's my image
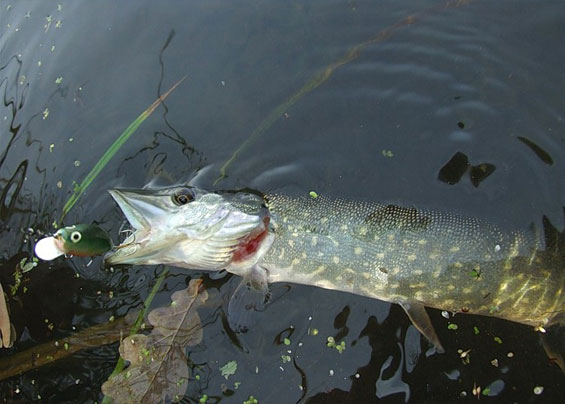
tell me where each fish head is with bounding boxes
[105,186,270,269]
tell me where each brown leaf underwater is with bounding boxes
[102,279,207,403]
[0,283,13,348]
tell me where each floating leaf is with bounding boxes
[220,360,238,380]
[102,279,207,403]
[19,257,37,273]
[244,396,259,404]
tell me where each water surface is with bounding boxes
[1,0,564,402]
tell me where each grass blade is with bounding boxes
[214,0,475,184]
[60,76,186,223]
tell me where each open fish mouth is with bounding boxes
[104,187,270,268]
[104,189,162,265]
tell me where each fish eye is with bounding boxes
[70,231,82,243]
[172,189,194,206]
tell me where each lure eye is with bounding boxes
[172,189,194,206]
[70,231,82,243]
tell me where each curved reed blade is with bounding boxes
[60,76,187,223]
[215,0,475,184]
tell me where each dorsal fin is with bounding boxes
[364,205,431,232]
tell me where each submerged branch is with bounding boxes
[0,311,140,382]
[0,268,171,386]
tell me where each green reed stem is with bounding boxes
[102,265,170,404]
[60,77,186,223]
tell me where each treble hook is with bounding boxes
[115,229,137,249]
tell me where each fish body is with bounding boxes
[260,194,563,328]
[105,187,564,350]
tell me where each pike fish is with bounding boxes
[105,186,564,353]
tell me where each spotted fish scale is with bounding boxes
[260,194,563,329]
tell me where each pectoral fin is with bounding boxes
[228,265,270,333]
[540,327,565,373]
[399,301,445,354]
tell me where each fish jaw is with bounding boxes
[104,187,270,269]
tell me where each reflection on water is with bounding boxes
[437,151,469,185]
[376,348,410,403]
[517,136,554,166]
[1,0,564,402]
[438,151,496,187]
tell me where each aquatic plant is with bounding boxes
[60,77,186,223]
[102,279,207,404]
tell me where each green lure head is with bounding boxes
[54,224,112,257]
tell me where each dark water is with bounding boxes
[1,0,564,402]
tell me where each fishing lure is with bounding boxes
[35,224,112,260]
